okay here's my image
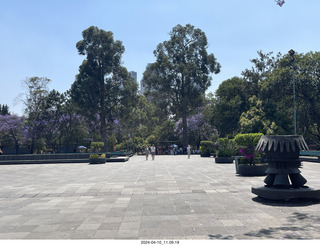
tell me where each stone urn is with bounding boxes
[255,135,308,188]
[252,135,320,200]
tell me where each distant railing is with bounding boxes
[300,150,320,161]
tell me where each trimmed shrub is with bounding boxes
[200,140,214,157]
[216,138,237,157]
[234,133,263,148]
[90,142,104,152]
[89,153,106,159]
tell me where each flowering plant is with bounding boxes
[234,133,264,165]
[239,147,260,165]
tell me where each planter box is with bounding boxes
[215,157,233,163]
[238,164,268,176]
[89,158,106,164]
[200,153,211,157]
[234,157,267,175]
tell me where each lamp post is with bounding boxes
[289,49,296,135]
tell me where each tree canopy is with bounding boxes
[70,26,138,151]
[142,24,220,147]
[4,24,320,154]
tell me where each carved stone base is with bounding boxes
[252,186,320,200]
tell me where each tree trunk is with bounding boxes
[30,133,35,154]
[99,112,108,152]
[99,64,108,152]
[182,114,189,148]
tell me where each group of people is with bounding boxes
[144,145,156,160]
[144,144,192,160]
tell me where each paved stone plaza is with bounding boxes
[0,155,320,240]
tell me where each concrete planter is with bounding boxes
[215,157,233,163]
[234,157,267,176]
[200,153,211,157]
[238,164,268,176]
[89,157,106,164]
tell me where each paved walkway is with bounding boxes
[0,155,320,240]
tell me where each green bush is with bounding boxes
[234,133,263,148]
[115,137,146,154]
[146,134,157,145]
[90,142,104,152]
[216,138,237,157]
[200,141,214,157]
[89,153,106,159]
[114,142,127,151]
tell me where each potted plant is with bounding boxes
[89,142,106,164]
[234,133,267,176]
[200,141,214,157]
[89,153,106,164]
[215,138,237,163]
[90,142,104,152]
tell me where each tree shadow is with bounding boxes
[244,212,320,239]
[208,234,234,240]
[207,211,320,239]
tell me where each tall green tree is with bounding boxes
[261,51,320,144]
[70,26,138,151]
[142,24,220,147]
[241,50,281,101]
[207,77,247,137]
[239,95,277,134]
[0,104,10,115]
[295,52,320,143]
[19,76,51,153]
[124,95,160,140]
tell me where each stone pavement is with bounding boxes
[0,155,320,240]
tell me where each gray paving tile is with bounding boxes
[139,228,164,239]
[0,232,30,239]
[93,229,118,239]
[0,155,320,239]
[98,222,121,230]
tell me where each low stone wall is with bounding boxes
[0,152,133,165]
[0,153,91,161]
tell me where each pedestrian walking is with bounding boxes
[145,145,150,160]
[150,145,156,160]
[187,144,191,159]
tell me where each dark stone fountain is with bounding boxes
[251,135,320,200]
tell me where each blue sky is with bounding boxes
[1,0,320,115]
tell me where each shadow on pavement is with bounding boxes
[244,212,320,239]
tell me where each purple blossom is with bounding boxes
[0,114,28,145]
[245,153,256,159]
[239,147,260,165]
[174,112,218,140]
[114,119,121,126]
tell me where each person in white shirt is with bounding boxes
[150,145,156,160]
[187,144,191,159]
